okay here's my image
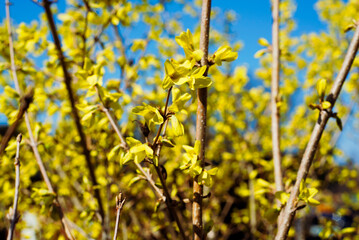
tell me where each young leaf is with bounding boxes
[258,37,270,47]
[321,101,331,109]
[316,78,327,100]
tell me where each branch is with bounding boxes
[6,134,22,240]
[42,0,104,221]
[275,25,359,240]
[6,2,74,239]
[151,87,187,240]
[97,87,187,239]
[0,89,33,156]
[194,0,211,239]
[113,192,126,240]
[96,95,164,199]
[271,0,283,193]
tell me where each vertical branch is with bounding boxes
[247,165,257,239]
[113,192,126,240]
[271,0,284,194]
[6,134,22,240]
[193,0,211,239]
[42,0,104,221]
[275,26,359,240]
[5,1,74,239]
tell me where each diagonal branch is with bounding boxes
[41,0,105,221]
[5,1,74,239]
[275,25,359,240]
[97,86,186,239]
[194,0,211,239]
[6,134,22,240]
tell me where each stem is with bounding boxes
[271,0,283,193]
[153,86,172,148]
[98,87,186,239]
[194,0,211,239]
[7,134,22,240]
[113,193,126,240]
[247,165,257,239]
[275,25,359,240]
[6,2,74,239]
[42,0,104,221]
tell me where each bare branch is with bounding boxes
[42,0,105,221]
[113,192,126,240]
[5,1,74,239]
[6,133,22,240]
[271,0,284,193]
[194,0,211,239]
[275,25,359,240]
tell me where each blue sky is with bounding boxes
[1,0,357,162]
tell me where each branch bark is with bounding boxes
[6,134,22,240]
[194,1,211,239]
[42,0,105,221]
[275,26,359,240]
[5,2,74,239]
[113,192,126,240]
[271,0,284,193]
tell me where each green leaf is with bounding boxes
[4,86,19,98]
[316,78,327,100]
[128,176,142,187]
[321,101,331,109]
[126,137,142,147]
[161,138,175,148]
[108,144,122,161]
[170,115,184,136]
[212,46,238,66]
[132,103,164,130]
[207,167,218,175]
[275,191,290,205]
[258,37,270,47]
[254,49,267,58]
[340,227,356,234]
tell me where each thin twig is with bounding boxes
[6,133,22,240]
[151,87,187,240]
[0,89,33,156]
[97,87,186,239]
[113,192,126,240]
[275,25,359,240]
[96,93,164,199]
[194,0,211,239]
[271,0,284,193]
[247,164,257,239]
[6,1,74,239]
[42,0,104,221]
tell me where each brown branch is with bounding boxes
[97,87,186,239]
[6,134,22,240]
[113,192,126,240]
[271,0,283,193]
[0,89,33,156]
[6,2,74,239]
[96,91,164,199]
[247,165,257,239]
[151,87,187,240]
[275,25,359,240]
[194,0,211,239]
[42,0,105,222]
